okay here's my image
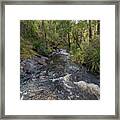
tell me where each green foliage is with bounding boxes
[86,37,100,73]
[20,20,100,74]
[20,37,39,59]
[70,37,100,73]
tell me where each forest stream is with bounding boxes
[20,49,100,100]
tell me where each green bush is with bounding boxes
[20,37,39,59]
[70,37,100,73]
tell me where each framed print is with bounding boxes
[0,0,119,119]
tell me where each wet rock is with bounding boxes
[74,81,88,90]
[74,81,100,99]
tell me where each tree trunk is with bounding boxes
[97,20,100,35]
[89,20,92,41]
[42,21,47,49]
[68,32,70,51]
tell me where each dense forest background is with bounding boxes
[20,20,100,74]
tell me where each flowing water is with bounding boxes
[20,49,100,100]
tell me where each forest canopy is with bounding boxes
[20,20,100,74]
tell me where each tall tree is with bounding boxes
[42,21,47,49]
[97,20,100,35]
[89,20,92,41]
